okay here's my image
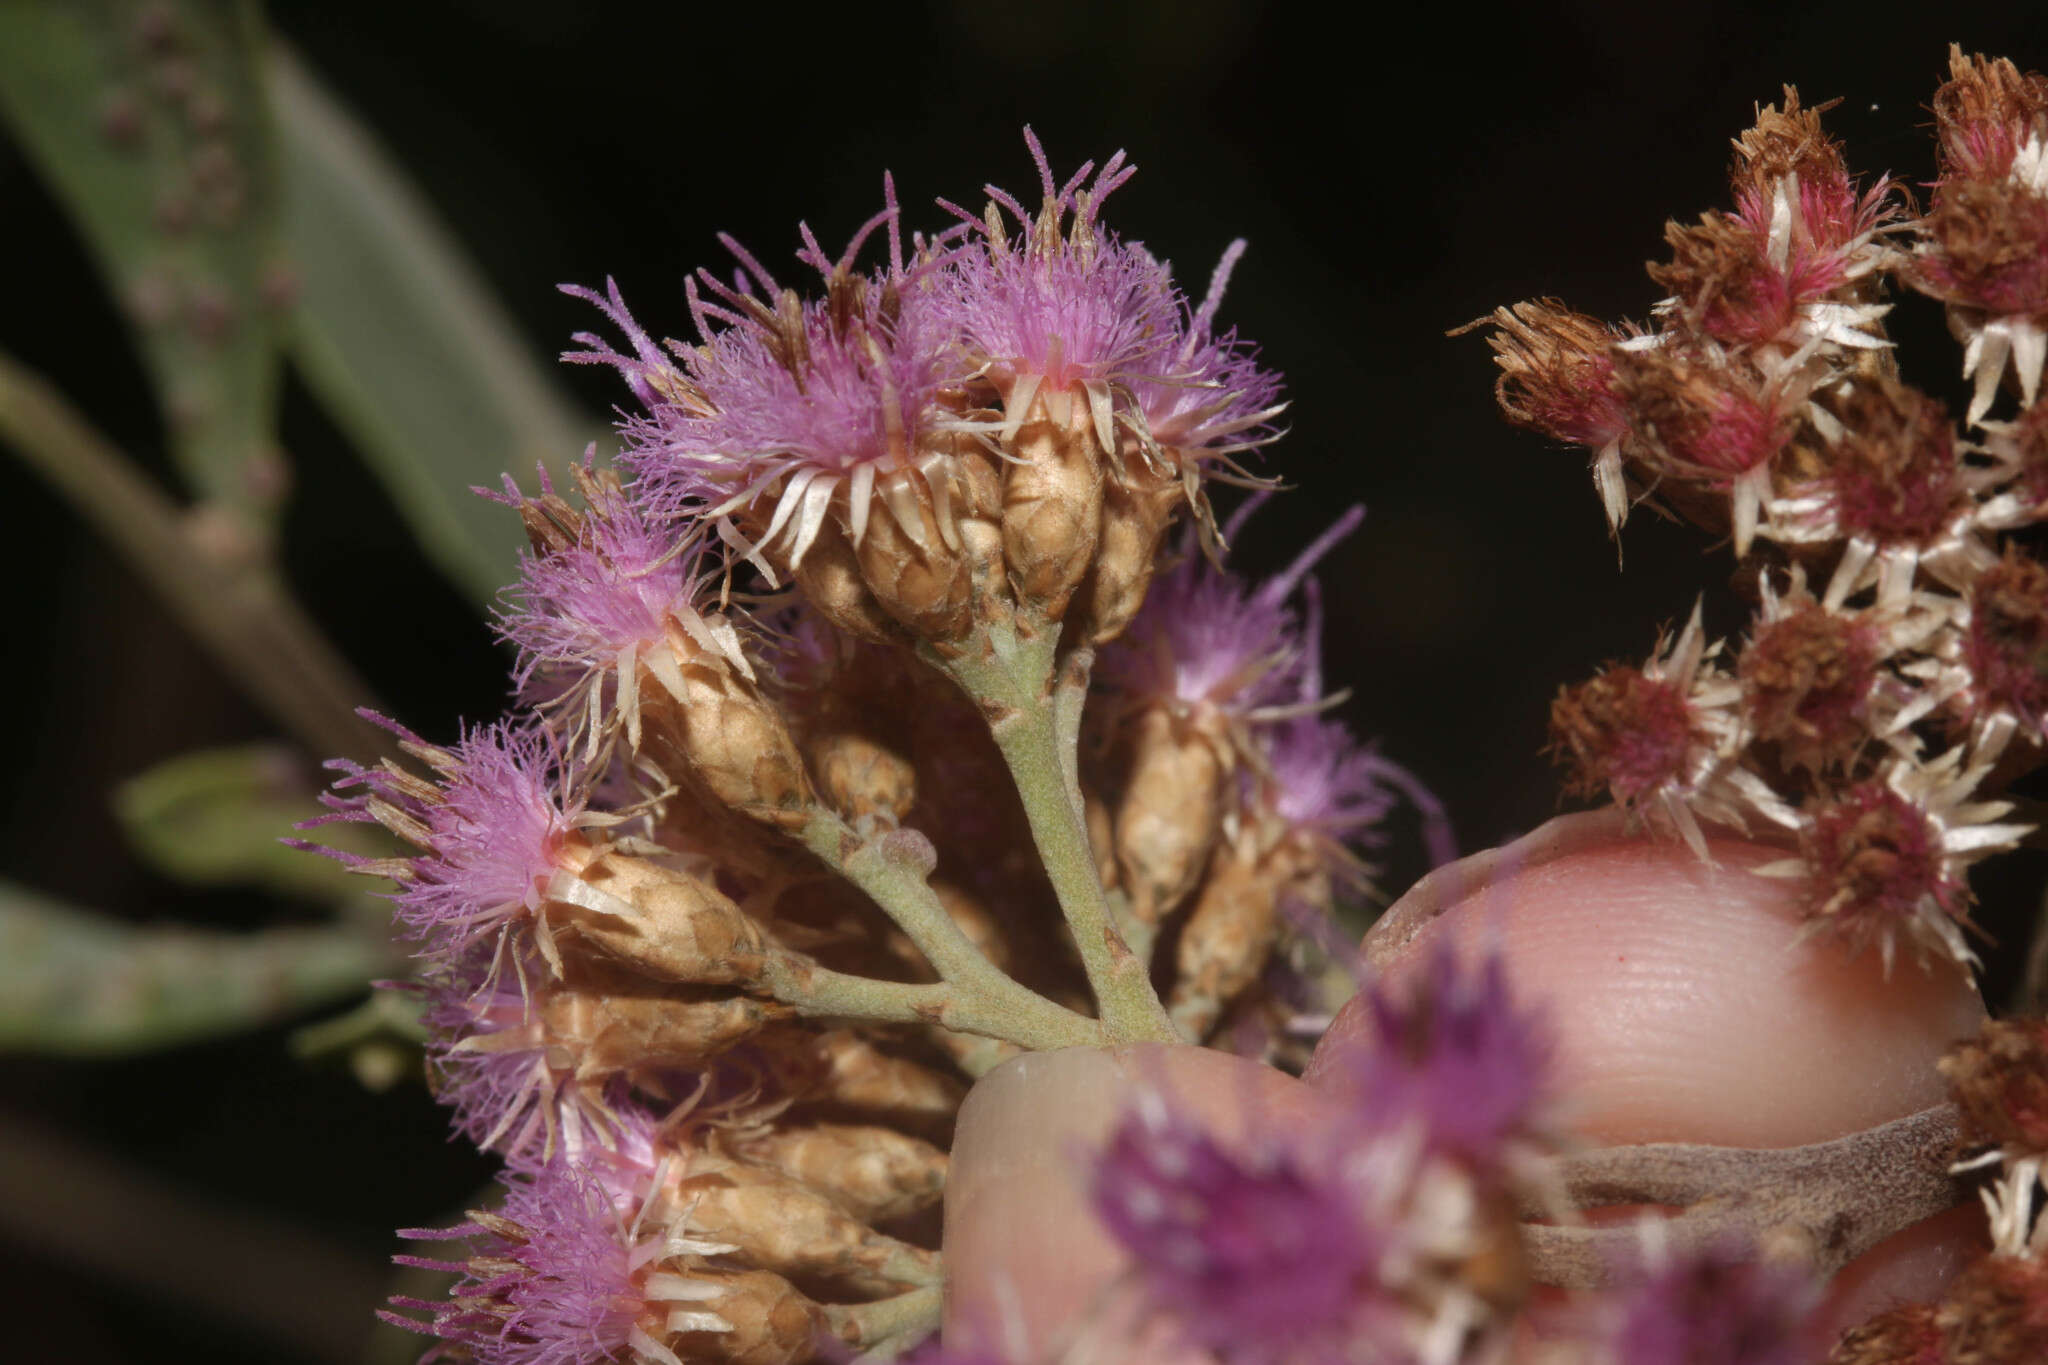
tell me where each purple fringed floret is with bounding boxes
[1607,1240,1818,1365]
[306,715,582,960]
[1336,944,1553,1170]
[1098,504,1363,714]
[1092,1096,1400,1364]
[936,129,1179,398]
[569,191,962,542]
[1131,240,1287,458]
[492,463,711,695]
[384,1160,647,1365]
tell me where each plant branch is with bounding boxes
[824,1284,943,1357]
[1519,1104,1967,1288]
[761,949,1099,1053]
[0,351,380,760]
[934,617,1176,1044]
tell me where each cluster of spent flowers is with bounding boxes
[1830,1016,2048,1365]
[298,131,1438,1365]
[1476,50,2048,976]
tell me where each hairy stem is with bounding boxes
[1519,1104,1966,1288]
[935,617,1176,1044]
[0,351,380,760]
[762,947,1098,1053]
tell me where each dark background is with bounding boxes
[2,3,2042,1360]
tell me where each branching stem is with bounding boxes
[933,616,1176,1044]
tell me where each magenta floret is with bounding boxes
[1098,504,1362,714]
[1333,944,1553,1170]
[937,130,1179,401]
[1132,240,1287,459]
[491,464,717,701]
[385,1160,646,1365]
[306,715,583,960]
[1606,1240,1818,1365]
[569,190,964,560]
[1092,1096,1401,1364]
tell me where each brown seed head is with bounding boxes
[1933,47,2048,182]
[1918,177,2048,318]
[1820,378,1962,545]
[1740,604,1881,772]
[1651,211,1799,345]
[1612,345,1790,483]
[1548,666,1696,807]
[1465,299,1629,449]
[1803,780,1969,947]
[1826,1302,1945,1365]
[1940,1017,2048,1156]
[1731,87,1851,203]
[1935,1252,2048,1365]
[1966,548,2048,732]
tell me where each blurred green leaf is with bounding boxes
[0,0,286,528]
[266,41,597,604]
[112,742,392,910]
[0,880,389,1055]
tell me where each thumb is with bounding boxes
[1306,811,1989,1336]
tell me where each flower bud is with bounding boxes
[730,1121,949,1226]
[1001,387,1105,618]
[663,1155,941,1297]
[1073,460,1181,644]
[544,985,789,1073]
[764,1028,966,1141]
[550,847,768,986]
[854,468,973,640]
[683,1268,824,1365]
[642,656,814,825]
[1113,707,1229,927]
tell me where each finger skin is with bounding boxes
[941,1044,1331,1361]
[942,822,1992,1355]
[1308,821,1990,1339]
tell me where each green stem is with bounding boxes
[824,1284,942,1356]
[761,949,1096,1053]
[0,351,381,760]
[935,618,1176,1044]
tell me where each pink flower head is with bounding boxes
[1091,1093,1406,1364]
[1604,1240,1817,1365]
[418,949,627,1165]
[494,464,709,681]
[1248,580,1457,873]
[1098,502,1363,718]
[490,460,752,747]
[385,1157,726,1365]
[938,129,1180,409]
[1131,239,1287,465]
[1329,943,1553,1172]
[570,179,965,572]
[299,713,588,963]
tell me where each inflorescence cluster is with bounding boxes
[298,57,2048,1363]
[299,132,1450,1363]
